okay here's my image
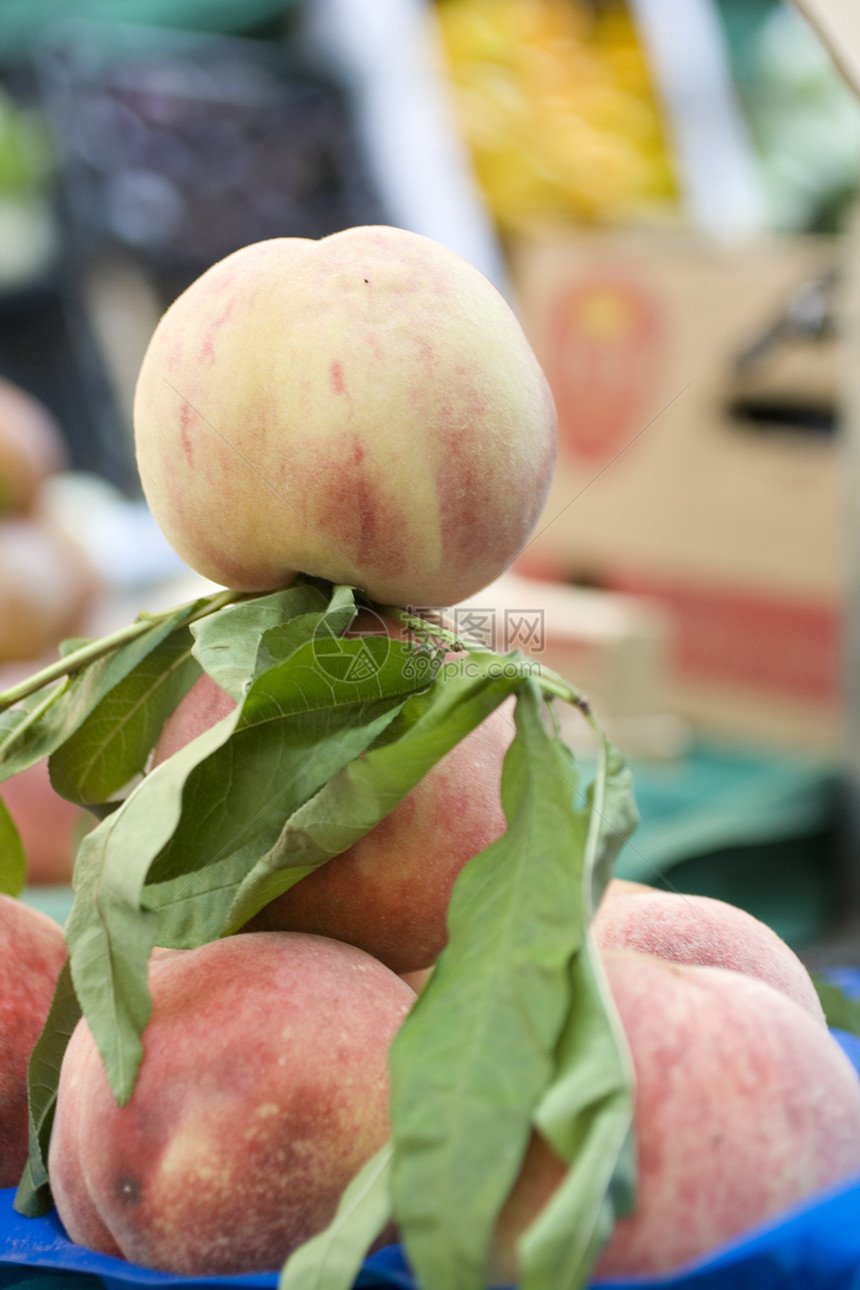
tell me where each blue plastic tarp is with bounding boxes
[2,994,859,1290]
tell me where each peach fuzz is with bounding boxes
[153,669,513,973]
[592,887,826,1024]
[489,949,860,1284]
[133,226,557,608]
[0,894,67,1186]
[49,932,414,1276]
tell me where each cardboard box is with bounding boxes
[454,572,686,760]
[509,228,848,749]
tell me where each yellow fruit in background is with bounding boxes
[435,0,677,230]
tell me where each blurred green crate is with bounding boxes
[612,741,842,948]
[21,883,74,929]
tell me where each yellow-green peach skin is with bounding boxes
[133,226,557,607]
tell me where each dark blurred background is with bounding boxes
[0,0,391,491]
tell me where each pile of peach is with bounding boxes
[1,227,859,1286]
[5,876,860,1282]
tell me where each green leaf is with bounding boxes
[253,583,358,680]
[150,635,428,890]
[0,708,29,747]
[0,796,25,896]
[518,948,635,1290]
[388,681,591,1290]
[279,1144,394,1290]
[512,735,638,1287]
[223,653,516,933]
[0,685,68,784]
[65,629,435,1104]
[5,584,338,813]
[586,742,639,914]
[191,583,334,698]
[59,637,94,657]
[141,681,406,949]
[7,570,640,1290]
[15,959,82,1217]
[812,975,860,1037]
[0,600,213,786]
[64,706,241,1105]
[141,848,263,948]
[48,628,202,806]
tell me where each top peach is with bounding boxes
[133,226,557,607]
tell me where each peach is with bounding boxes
[133,225,557,608]
[400,967,434,995]
[49,932,414,1276]
[0,894,67,1186]
[490,949,860,1284]
[0,377,66,516]
[593,887,826,1024]
[153,669,512,973]
[0,759,83,886]
[0,518,98,663]
[45,1014,122,1259]
[150,668,236,765]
